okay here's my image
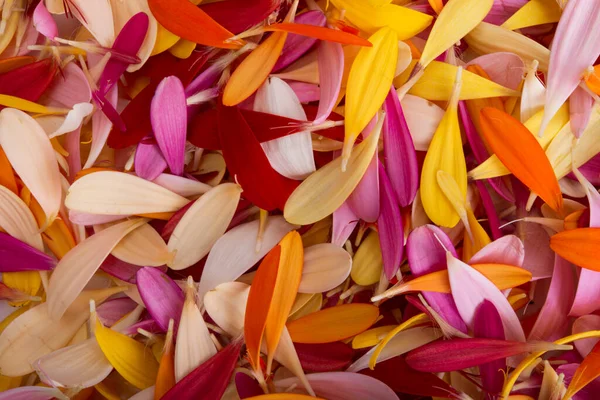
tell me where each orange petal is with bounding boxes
[479,107,563,212]
[0,147,17,195]
[564,340,600,399]
[244,245,281,371]
[286,303,379,343]
[155,320,175,399]
[263,23,372,47]
[550,228,600,272]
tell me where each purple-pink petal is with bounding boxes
[0,232,56,272]
[474,300,505,396]
[136,267,185,331]
[135,137,168,181]
[378,162,403,280]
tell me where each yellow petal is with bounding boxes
[465,22,550,71]
[395,60,520,101]
[462,210,492,262]
[419,0,493,68]
[169,39,196,59]
[420,68,467,227]
[343,27,397,166]
[284,116,383,225]
[351,230,384,286]
[0,2,20,54]
[152,23,180,55]
[329,0,432,39]
[95,319,159,389]
[351,325,396,349]
[3,271,41,307]
[501,0,562,31]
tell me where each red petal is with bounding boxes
[295,342,354,372]
[0,59,56,106]
[202,0,283,34]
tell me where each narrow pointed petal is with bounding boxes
[95,319,159,389]
[162,338,244,400]
[0,109,62,224]
[198,216,296,298]
[167,183,241,270]
[314,41,344,125]
[85,86,118,169]
[479,107,563,212]
[343,27,397,165]
[299,244,352,293]
[286,304,379,344]
[47,219,147,320]
[0,232,56,272]
[382,87,418,207]
[151,76,187,176]
[540,0,600,134]
[284,117,383,225]
[148,0,240,49]
[377,164,403,280]
[175,278,216,381]
[332,201,358,247]
[137,267,184,331]
[407,225,467,333]
[66,171,189,215]
[253,77,315,180]
[520,60,546,123]
[405,338,571,372]
[474,300,506,396]
[418,0,493,68]
[564,341,600,399]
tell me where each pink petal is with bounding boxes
[134,138,168,181]
[275,372,398,400]
[447,253,526,342]
[45,63,91,108]
[162,337,243,400]
[96,297,138,327]
[85,85,118,169]
[382,87,418,207]
[484,0,528,26]
[69,211,126,226]
[0,386,65,400]
[99,254,143,283]
[474,300,506,396]
[313,40,343,125]
[541,0,600,134]
[474,180,503,239]
[288,81,320,103]
[136,267,184,331]
[407,225,467,333]
[347,118,380,222]
[469,235,524,266]
[332,201,358,247]
[65,127,82,180]
[528,256,576,341]
[572,315,600,357]
[570,86,594,139]
[33,1,58,39]
[151,76,187,176]
[0,232,56,272]
[378,162,403,280]
[273,10,327,72]
[467,52,525,91]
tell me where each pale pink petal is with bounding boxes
[134,139,168,181]
[151,76,187,176]
[469,235,525,267]
[65,127,82,180]
[572,315,600,357]
[45,63,92,107]
[522,221,555,280]
[69,210,126,226]
[313,41,343,125]
[33,1,58,39]
[84,85,118,169]
[275,372,398,400]
[254,77,315,180]
[332,201,358,247]
[467,52,525,90]
[528,256,576,341]
[520,60,545,123]
[0,386,66,400]
[540,0,600,134]
[400,94,444,151]
[570,86,594,139]
[151,174,211,197]
[69,0,115,47]
[447,253,526,342]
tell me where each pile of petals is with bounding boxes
[4,0,600,399]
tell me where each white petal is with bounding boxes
[299,244,352,293]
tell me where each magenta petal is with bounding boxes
[528,256,576,341]
[295,342,354,372]
[92,91,126,132]
[151,76,187,176]
[272,10,326,72]
[382,87,418,207]
[162,337,243,400]
[484,0,527,26]
[120,318,162,336]
[136,267,185,331]
[332,201,358,247]
[97,12,149,96]
[474,181,503,240]
[313,41,343,125]
[579,153,600,185]
[474,300,505,396]
[235,372,263,399]
[570,86,594,139]
[0,232,56,272]
[378,163,404,280]
[32,1,57,40]
[288,82,320,103]
[407,225,467,333]
[96,297,138,327]
[100,254,143,283]
[134,138,168,181]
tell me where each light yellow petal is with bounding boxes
[167,183,241,270]
[0,185,43,249]
[65,171,190,215]
[284,117,383,225]
[351,231,383,286]
[47,218,147,320]
[299,243,352,293]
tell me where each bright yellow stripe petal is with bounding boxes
[151,23,180,55]
[168,39,196,59]
[0,95,67,115]
[501,0,561,31]
[351,325,396,349]
[3,271,41,307]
